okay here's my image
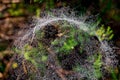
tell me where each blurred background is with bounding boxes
[0,0,120,79]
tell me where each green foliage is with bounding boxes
[8,9,23,16]
[8,3,24,16]
[60,37,77,52]
[14,42,48,77]
[34,0,44,3]
[51,23,90,55]
[110,68,118,80]
[93,53,102,79]
[59,27,78,54]
[46,0,55,9]
[0,62,5,73]
[25,4,41,17]
[36,8,41,17]
[24,44,47,65]
[35,29,45,40]
[96,25,114,41]
[73,53,103,79]
[5,0,56,17]
[23,44,37,65]
[14,43,48,69]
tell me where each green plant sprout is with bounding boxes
[51,24,90,55]
[58,27,78,54]
[93,53,102,79]
[96,25,114,41]
[23,44,37,66]
[14,43,48,76]
[111,68,118,80]
[24,43,48,65]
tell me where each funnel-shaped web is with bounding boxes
[11,8,118,80]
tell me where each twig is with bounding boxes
[3,54,16,79]
[16,75,20,80]
[22,60,27,74]
[47,63,67,80]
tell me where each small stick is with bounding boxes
[47,63,67,80]
[3,54,15,79]
[22,60,27,74]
